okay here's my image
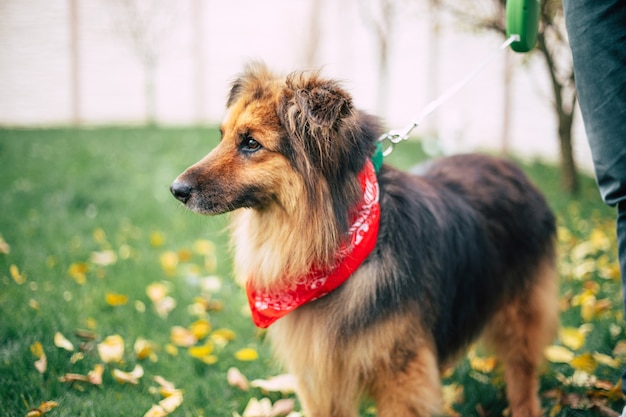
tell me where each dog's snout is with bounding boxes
[170,180,192,204]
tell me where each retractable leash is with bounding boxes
[378,0,540,157]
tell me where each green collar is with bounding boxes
[371,142,384,174]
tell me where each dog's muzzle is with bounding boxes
[170,180,192,204]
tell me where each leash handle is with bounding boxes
[506,0,541,53]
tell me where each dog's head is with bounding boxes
[170,62,379,220]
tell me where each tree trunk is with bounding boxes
[69,0,81,125]
[559,111,579,193]
[537,32,578,194]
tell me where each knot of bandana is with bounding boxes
[246,159,381,328]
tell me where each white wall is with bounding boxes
[0,0,592,170]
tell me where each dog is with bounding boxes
[171,62,558,417]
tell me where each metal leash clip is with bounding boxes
[378,123,418,157]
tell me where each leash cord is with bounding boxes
[378,35,520,157]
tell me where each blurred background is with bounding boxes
[0,0,588,186]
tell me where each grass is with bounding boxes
[0,126,624,416]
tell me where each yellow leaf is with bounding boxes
[571,352,598,373]
[178,248,193,262]
[97,334,125,363]
[30,341,44,358]
[93,228,107,244]
[30,341,47,374]
[544,345,575,363]
[54,332,74,351]
[242,398,272,417]
[559,327,586,351]
[469,355,497,373]
[88,364,104,385]
[25,401,58,417]
[199,355,218,365]
[134,338,157,361]
[105,293,129,306]
[165,344,178,356]
[193,239,215,255]
[68,262,88,285]
[113,364,144,384]
[86,317,97,330]
[159,390,184,413]
[211,328,236,347]
[9,264,26,284]
[153,375,176,390]
[235,348,259,362]
[160,251,179,275]
[143,405,168,417]
[593,352,621,369]
[170,326,197,347]
[150,231,165,247]
[188,343,214,359]
[189,319,211,340]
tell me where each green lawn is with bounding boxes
[0,127,624,417]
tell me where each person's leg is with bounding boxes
[563,0,626,399]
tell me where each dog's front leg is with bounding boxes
[295,373,360,417]
[369,344,442,417]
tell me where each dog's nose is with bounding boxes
[170,180,192,203]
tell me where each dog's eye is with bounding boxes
[241,137,262,153]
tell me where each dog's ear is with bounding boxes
[227,62,275,108]
[293,83,351,128]
[284,72,353,129]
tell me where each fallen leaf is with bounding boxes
[469,354,497,374]
[68,262,88,285]
[571,352,598,373]
[227,367,249,391]
[159,389,184,412]
[251,374,298,394]
[0,234,10,254]
[200,275,222,293]
[170,326,197,347]
[544,345,575,363]
[593,352,621,369]
[25,401,58,417]
[105,293,128,306]
[270,398,295,417]
[93,227,107,245]
[559,327,586,351]
[134,338,157,361]
[242,398,273,417]
[90,250,117,266]
[30,341,47,374]
[188,342,214,359]
[211,328,236,346]
[113,364,144,384]
[189,319,212,340]
[160,251,179,275]
[54,332,74,351]
[235,348,259,362]
[97,334,125,363]
[143,389,183,417]
[150,231,166,247]
[9,264,26,284]
[153,375,176,390]
[88,364,104,385]
[193,239,215,255]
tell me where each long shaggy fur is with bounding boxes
[171,62,559,417]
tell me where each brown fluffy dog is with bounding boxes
[171,63,558,417]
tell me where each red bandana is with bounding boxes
[246,159,381,328]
